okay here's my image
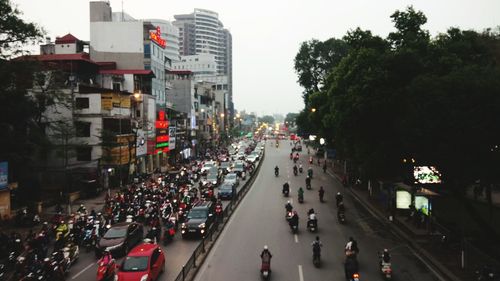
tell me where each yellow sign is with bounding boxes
[101,93,131,110]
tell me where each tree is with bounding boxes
[258,115,275,125]
[0,0,44,59]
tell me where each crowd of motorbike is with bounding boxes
[0,144,254,281]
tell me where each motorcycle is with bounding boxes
[82,228,97,252]
[298,194,304,203]
[290,222,298,234]
[261,261,271,280]
[299,166,303,173]
[309,157,313,164]
[293,169,298,176]
[380,260,392,280]
[349,273,361,281]
[285,211,293,222]
[96,258,116,281]
[275,170,279,177]
[163,224,176,245]
[338,212,346,224]
[313,252,321,268]
[283,188,289,197]
[307,219,317,232]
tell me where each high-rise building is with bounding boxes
[173,9,233,119]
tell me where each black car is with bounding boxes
[95,222,143,257]
[181,201,215,238]
[218,182,236,200]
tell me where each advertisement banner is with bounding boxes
[396,190,411,209]
[0,162,7,190]
[169,126,176,150]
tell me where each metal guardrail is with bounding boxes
[173,148,265,281]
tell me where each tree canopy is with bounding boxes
[294,6,500,185]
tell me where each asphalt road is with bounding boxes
[193,141,443,281]
[68,164,255,281]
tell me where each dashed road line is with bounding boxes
[294,234,299,243]
[298,264,304,281]
[71,262,95,280]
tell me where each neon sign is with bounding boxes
[155,110,169,129]
[156,135,169,143]
[150,26,166,49]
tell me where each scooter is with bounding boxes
[298,194,304,203]
[275,170,279,177]
[380,260,392,280]
[285,211,293,222]
[163,224,176,245]
[293,169,298,176]
[307,219,317,232]
[96,258,116,281]
[299,166,303,173]
[283,189,289,197]
[261,261,271,280]
[339,212,346,224]
[313,253,321,268]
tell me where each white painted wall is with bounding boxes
[55,43,77,54]
[90,21,144,53]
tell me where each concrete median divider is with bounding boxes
[173,148,266,281]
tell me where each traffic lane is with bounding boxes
[298,153,441,280]
[68,161,258,281]
[194,143,322,281]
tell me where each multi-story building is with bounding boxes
[173,9,233,120]
[22,33,156,194]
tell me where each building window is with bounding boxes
[223,84,228,90]
[75,97,89,109]
[76,146,92,161]
[75,121,91,137]
[112,82,121,91]
[144,44,151,58]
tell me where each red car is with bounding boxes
[116,242,165,281]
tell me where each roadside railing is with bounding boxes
[173,148,265,281]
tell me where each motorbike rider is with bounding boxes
[338,202,346,220]
[282,182,290,194]
[274,165,279,175]
[260,245,272,270]
[299,163,303,173]
[298,187,304,200]
[307,167,313,178]
[77,204,87,215]
[336,192,344,207]
[289,211,299,228]
[285,201,293,213]
[381,248,391,264]
[312,236,322,259]
[345,236,359,256]
[319,186,325,202]
[308,209,317,228]
[293,165,298,175]
[305,176,311,189]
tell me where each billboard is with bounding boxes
[396,190,411,209]
[415,196,431,216]
[0,162,7,190]
[413,166,442,184]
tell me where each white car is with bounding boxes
[224,173,240,187]
[246,154,258,163]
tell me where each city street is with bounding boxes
[193,141,443,281]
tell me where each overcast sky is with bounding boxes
[11,0,500,116]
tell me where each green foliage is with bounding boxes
[294,6,500,186]
[258,115,275,125]
[0,0,44,59]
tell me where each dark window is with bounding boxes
[75,97,89,109]
[223,84,228,90]
[112,83,121,91]
[144,44,151,58]
[103,118,131,134]
[76,146,92,161]
[75,122,91,137]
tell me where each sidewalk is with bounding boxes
[319,157,473,281]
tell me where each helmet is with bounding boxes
[264,245,268,250]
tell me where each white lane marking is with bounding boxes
[71,262,95,280]
[298,264,304,281]
[294,234,299,243]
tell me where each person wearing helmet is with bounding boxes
[260,245,272,270]
[312,236,322,258]
[336,192,343,207]
[381,248,391,264]
[290,211,299,229]
[318,186,325,202]
[282,182,290,195]
[285,201,293,212]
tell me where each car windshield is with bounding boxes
[220,185,232,191]
[103,227,127,238]
[208,174,217,181]
[226,174,236,180]
[235,164,244,169]
[121,256,149,272]
[188,209,207,219]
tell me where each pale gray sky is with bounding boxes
[11,0,500,116]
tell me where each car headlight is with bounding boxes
[212,181,217,184]
[198,223,206,228]
[105,242,123,251]
[140,274,149,281]
[181,223,186,229]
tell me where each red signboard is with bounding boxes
[156,135,169,143]
[150,26,166,49]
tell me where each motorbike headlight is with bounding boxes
[140,274,149,281]
[198,223,206,228]
[181,223,186,229]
